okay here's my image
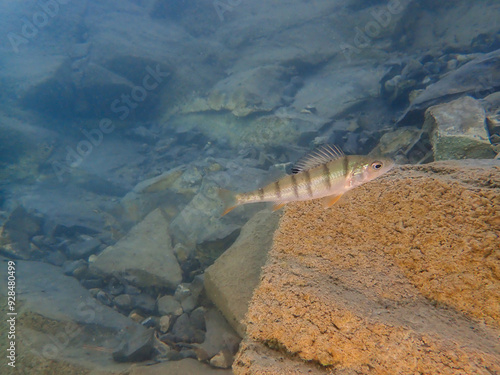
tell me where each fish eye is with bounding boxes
[371,161,383,170]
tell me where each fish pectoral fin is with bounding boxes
[221,205,237,217]
[322,194,343,208]
[272,202,287,211]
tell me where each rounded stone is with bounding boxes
[157,295,183,316]
[114,294,133,311]
[159,315,171,333]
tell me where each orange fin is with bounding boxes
[221,205,237,217]
[272,202,286,211]
[322,194,343,208]
[218,188,238,217]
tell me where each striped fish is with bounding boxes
[219,145,394,216]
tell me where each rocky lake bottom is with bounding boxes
[0,0,499,373]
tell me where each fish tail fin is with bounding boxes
[218,188,238,216]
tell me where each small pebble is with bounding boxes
[128,310,145,323]
[141,316,158,329]
[159,315,171,333]
[96,290,113,307]
[157,295,183,316]
[114,294,133,311]
[210,349,233,369]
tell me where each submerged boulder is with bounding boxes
[90,208,182,290]
[169,179,240,246]
[235,160,500,374]
[0,257,149,368]
[169,165,270,247]
[424,96,496,160]
[398,49,500,125]
[121,167,185,223]
[113,328,155,363]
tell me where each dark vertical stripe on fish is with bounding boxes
[322,164,331,190]
[274,181,281,199]
[291,174,299,198]
[304,170,313,197]
[343,155,349,178]
[258,188,265,200]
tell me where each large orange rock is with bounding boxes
[234,160,500,375]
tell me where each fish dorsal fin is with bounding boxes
[292,145,345,174]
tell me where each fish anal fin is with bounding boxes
[272,202,287,211]
[322,194,343,208]
[218,188,238,217]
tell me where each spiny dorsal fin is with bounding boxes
[292,145,345,174]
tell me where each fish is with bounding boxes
[219,145,394,216]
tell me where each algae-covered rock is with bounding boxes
[424,96,495,160]
[170,110,307,149]
[235,160,500,374]
[369,126,426,164]
[206,65,290,117]
[0,206,43,260]
[240,115,301,148]
[90,208,182,290]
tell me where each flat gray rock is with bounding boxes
[0,256,148,369]
[90,208,182,290]
[0,257,141,332]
